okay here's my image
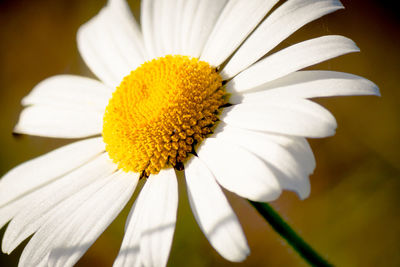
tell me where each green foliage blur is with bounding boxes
[0,0,399,266]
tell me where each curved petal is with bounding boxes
[222,97,337,138]
[77,2,145,88]
[227,35,359,93]
[185,156,249,262]
[222,0,344,78]
[214,124,313,199]
[17,173,114,267]
[229,71,380,103]
[261,133,316,183]
[149,0,170,57]
[14,105,103,138]
[0,198,31,237]
[181,0,227,57]
[0,138,104,209]
[48,171,138,267]
[155,0,179,56]
[18,170,137,267]
[107,0,146,58]
[171,0,186,55]
[175,0,199,56]
[113,178,152,267]
[139,169,178,267]
[141,0,158,59]
[200,0,279,67]
[2,153,117,254]
[197,137,281,202]
[22,75,112,112]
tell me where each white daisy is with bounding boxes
[0,0,379,266]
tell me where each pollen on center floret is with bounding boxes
[102,55,226,176]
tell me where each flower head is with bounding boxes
[0,0,379,266]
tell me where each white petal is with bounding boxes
[0,197,34,237]
[77,3,145,88]
[160,0,177,55]
[140,169,178,267]
[141,0,158,59]
[261,133,316,184]
[113,179,151,267]
[200,0,278,67]
[2,153,117,254]
[107,0,146,59]
[181,0,227,57]
[150,0,168,57]
[18,173,114,267]
[227,35,359,93]
[179,0,202,55]
[197,137,281,202]
[19,170,137,267]
[152,0,183,57]
[14,105,103,138]
[106,0,146,64]
[48,171,138,267]
[222,0,344,78]
[171,0,186,55]
[214,123,312,199]
[185,157,249,262]
[222,97,337,138]
[21,75,112,112]
[0,138,104,209]
[229,71,380,103]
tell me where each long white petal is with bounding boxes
[18,173,115,267]
[200,0,279,67]
[106,0,146,61]
[197,137,281,202]
[227,35,359,93]
[150,0,167,57]
[140,169,178,267]
[179,0,201,55]
[185,157,249,262]
[141,0,157,59]
[113,179,152,267]
[0,138,104,209]
[229,71,380,103]
[107,0,146,56]
[214,124,312,199]
[77,3,144,88]
[171,0,186,55]
[19,171,137,267]
[0,196,37,237]
[14,105,103,138]
[157,0,196,57]
[21,75,112,112]
[256,133,316,186]
[222,0,344,78]
[222,97,337,138]
[2,153,117,254]
[48,171,138,267]
[181,0,227,57]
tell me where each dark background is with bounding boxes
[0,0,399,266]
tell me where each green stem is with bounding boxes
[248,200,332,267]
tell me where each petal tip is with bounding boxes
[372,84,381,97]
[297,184,311,201]
[13,124,22,135]
[228,247,250,263]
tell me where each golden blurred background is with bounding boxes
[0,0,399,266]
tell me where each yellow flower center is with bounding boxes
[102,55,226,176]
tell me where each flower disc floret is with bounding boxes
[102,55,225,176]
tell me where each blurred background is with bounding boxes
[0,0,399,266]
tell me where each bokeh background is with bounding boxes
[0,0,399,266]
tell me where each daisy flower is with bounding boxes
[0,0,379,266]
